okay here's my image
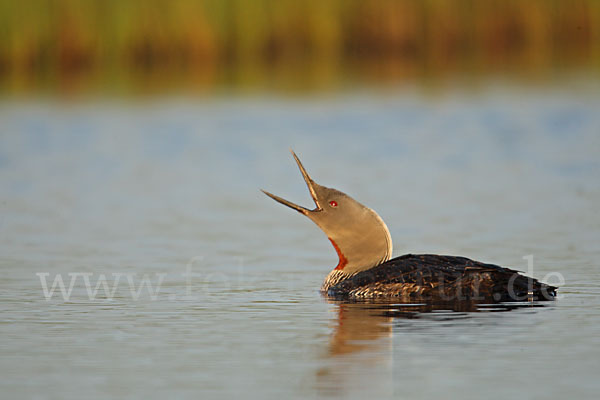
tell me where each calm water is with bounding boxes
[1,88,600,399]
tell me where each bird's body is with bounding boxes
[323,254,556,301]
[263,151,557,302]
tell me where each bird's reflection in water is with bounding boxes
[316,299,550,396]
[328,300,548,354]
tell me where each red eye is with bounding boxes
[329,200,338,208]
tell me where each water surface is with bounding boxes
[1,89,599,399]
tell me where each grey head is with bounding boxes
[262,151,393,277]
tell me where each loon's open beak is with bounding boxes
[261,150,323,215]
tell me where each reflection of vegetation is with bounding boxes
[0,0,598,94]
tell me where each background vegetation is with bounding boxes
[0,0,598,95]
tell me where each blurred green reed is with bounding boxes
[0,0,598,94]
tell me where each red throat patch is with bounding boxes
[328,238,348,270]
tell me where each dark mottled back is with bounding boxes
[327,254,557,301]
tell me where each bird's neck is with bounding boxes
[321,206,393,291]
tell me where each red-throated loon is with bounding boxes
[262,151,557,301]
